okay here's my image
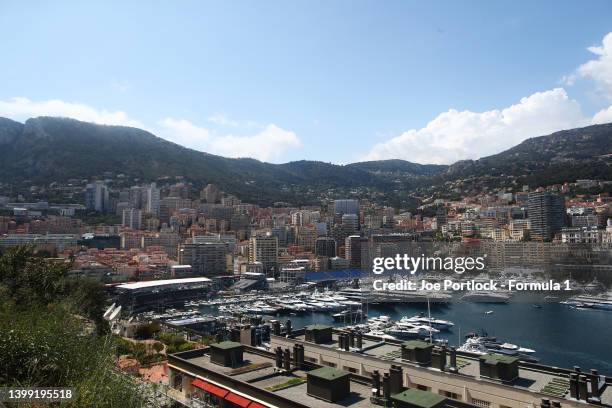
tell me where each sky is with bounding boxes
[1,1,612,164]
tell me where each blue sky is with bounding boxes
[1,1,612,164]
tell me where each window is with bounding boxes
[343,366,358,373]
[416,384,430,392]
[323,361,336,367]
[439,390,461,400]
[471,398,491,408]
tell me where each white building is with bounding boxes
[122,208,143,230]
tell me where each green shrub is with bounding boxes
[152,341,164,353]
[0,246,146,407]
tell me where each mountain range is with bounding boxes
[0,116,610,206]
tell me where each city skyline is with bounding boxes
[2,3,612,408]
[1,1,612,164]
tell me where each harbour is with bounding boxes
[189,291,612,374]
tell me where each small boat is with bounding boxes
[485,310,494,315]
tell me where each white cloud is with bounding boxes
[158,118,301,162]
[592,105,612,124]
[568,32,612,99]
[0,97,301,162]
[362,88,590,164]
[207,113,240,127]
[0,97,144,128]
[215,124,301,161]
[157,118,212,147]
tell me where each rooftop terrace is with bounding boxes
[169,347,375,408]
[274,328,612,406]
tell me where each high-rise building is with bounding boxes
[85,182,109,212]
[145,183,160,215]
[248,235,278,276]
[126,183,159,215]
[345,235,367,269]
[122,208,142,230]
[115,201,130,217]
[201,184,222,203]
[178,242,228,277]
[129,186,146,209]
[315,237,336,257]
[271,226,294,246]
[291,210,320,226]
[296,226,318,252]
[527,191,565,241]
[159,197,192,225]
[341,213,359,233]
[333,199,359,216]
[169,183,190,199]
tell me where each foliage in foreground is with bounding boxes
[0,308,145,407]
[0,246,146,408]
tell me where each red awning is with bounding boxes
[247,402,268,408]
[226,392,252,407]
[191,379,207,389]
[191,379,229,399]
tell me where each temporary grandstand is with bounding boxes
[114,277,212,314]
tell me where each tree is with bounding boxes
[0,246,146,407]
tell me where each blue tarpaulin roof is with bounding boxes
[304,269,362,281]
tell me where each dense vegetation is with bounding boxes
[442,123,612,182]
[0,116,610,206]
[0,246,146,408]
[0,117,393,205]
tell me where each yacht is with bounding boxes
[400,314,454,331]
[499,343,535,354]
[461,291,511,303]
[250,302,279,315]
[386,324,439,339]
[329,293,350,302]
[459,336,537,362]
[294,302,314,312]
[583,279,605,294]
[245,305,263,314]
[311,295,345,311]
[562,291,612,311]
[304,300,332,311]
[276,299,309,313]
[338,300,362,307]
[458,337,488,355]
[366,316,394,330]
[368,329,397,341]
